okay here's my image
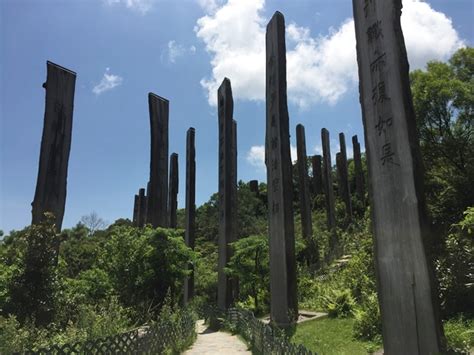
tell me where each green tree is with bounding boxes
[97,225,196,312]
[410,47,474,230]
[226,235,269,314]
[5,213,60,326]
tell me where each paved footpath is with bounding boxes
[183,320,251,355]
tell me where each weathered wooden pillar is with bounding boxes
[296,124,317,264]
[31,61,76,231]
[338,132,353,220]
[231,119,239,301]
[321,128,336,231]
[217,78,237,310]
[353,0,444,352]
[322,128,339,261]
[311,155,323,197]
[137,188,147,228]
[168,153,179,228]
[249,180,259,194]
[352,135,365,208]
[184,128,196,304]
[265,11,298,327]
[147,93,169,228]
[133,194,139,226]
[145,181,150,221]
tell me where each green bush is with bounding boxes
[444,316,474,354]
[0,296,130,353]
[436,207,474,317]
[352,292,382,342]
[0,315,32,354]
[322,289,355,318]
[5,213,61,326]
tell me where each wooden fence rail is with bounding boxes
[18,311,196,355]
[205,306,316,355]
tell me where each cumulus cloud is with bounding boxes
[104,0,154,14]
[400,0,465,69]
[247,145,265,170]
[195,0,266,106]
[247,144,297,170]
[164,41,196,63]
[197,0,224,13]
[92,68,123,95]
[195,0,465,108]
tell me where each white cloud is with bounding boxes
[247,144,297,170]
[197,0,224,13]
[104,0,154,14]
[195,0,465,108]
[247,145,265,170]
[92,68,123,95]
[167,41,186,63]
[164,41,197,63]
[195,0,266,106]
[400,0,465,69]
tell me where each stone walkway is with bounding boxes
[183,320,251,355]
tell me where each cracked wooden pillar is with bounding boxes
[266,11,298,327]
[147,93,169,228]
[296,124,318,265]
[168,153,179,228]
[137,188,147,228]
[322,128,339,261]
[217,78,237,310]
[352,135,365,208]
[338,132,353,221]
[184,128,196,305]
[353,0,444,352]
[312,155,323,198]
[133,194,139,226]
[31,61,76,232]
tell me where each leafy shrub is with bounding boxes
[5,213,61,326]
[436,207,474,317]
[353,292,382,342]
[0,296,130,353]
[0,315,32,354]
[322,289,355,318]
[444,316,474,354]
[226,235,270,315]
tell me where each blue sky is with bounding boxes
[1,0,472,233]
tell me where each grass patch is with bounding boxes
[291,317,381,355]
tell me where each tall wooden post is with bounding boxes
[147,93,169,228]
[249,180,259,194]
[133,194,139,226]
[322,128,339,261]
[168,153,179,228]
[311,155,323,197]
[352,135,365,208]
[338,133,353,221]
[296,124,318,265]
[217,78,237,310]
[184,128,196,304]
[353,0,444,352]
[31,61,76,231]
[265,11,298,327]
[137,188,147,228]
